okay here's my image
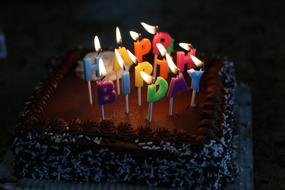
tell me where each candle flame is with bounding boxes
[190,55,204,67]
[141,22,158,35]
[94,36,102,53]
[188,68,195,74]
[140,71,153,84]
[115,49,124,69]
[99,58,107,76]
[156,43,167,57]
[129,31,140,41]
[179,42,192,51]
[166,53,178,74]
[116,26,122,45]
[127,50,138,64]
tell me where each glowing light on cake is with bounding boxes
[94,35,102,53]
[99,58,107,76]
[127,50,138,64]
[116,26,122,46]
[140,22,158,35]
[156,43,167,57]
[178,42,193,51]
[190,55,204,67]
[166,53,178,74]
[129,31,141,41]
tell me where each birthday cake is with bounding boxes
[13,23,237,189]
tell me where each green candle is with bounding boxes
[147,77,168,103]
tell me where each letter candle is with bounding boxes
[187,68,204,107]
[97,59,116,120]
[156,43,168,79]
[140,71,168,122]
[113,27,133,95]
[115,49,136,114]
[129,31,151,63]
[83,35,102,105]
[176,43,198,72]
[165,53,189,115]
[141,22,174,78]
[135,61,153,106]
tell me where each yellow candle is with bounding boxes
[113,47,133,71]
[135,61,153,88]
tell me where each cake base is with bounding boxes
[1,83,252,190]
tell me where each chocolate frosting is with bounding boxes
[116,122,137,141]
[98,120,115,137]
[138,126,154,141]
[156,128,175,142]
[48,118,68,133]
[82,120,100,136]
[68,118,83,133]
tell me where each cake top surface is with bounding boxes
[20,49,224,145]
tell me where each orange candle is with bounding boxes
[134,39,151,63]
[155,58,168,79]
[130,31,151,63]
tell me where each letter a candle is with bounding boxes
[97,59,116,120]
[141,22,174,78]
[83,35,102,105]
[140,71,168,122]
[165,53,189,115]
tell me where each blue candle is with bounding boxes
[187,69,204,107]
[187,69,204,92]
[122,71,130,95]
[83,56,100,81]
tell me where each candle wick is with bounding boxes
[101,76,106,81]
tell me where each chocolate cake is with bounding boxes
[13,49,237,189]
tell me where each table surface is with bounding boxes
[0,83,253,190]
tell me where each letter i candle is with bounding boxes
[140,22,174,78]
[83,35,102,105]
[115,49,136,114]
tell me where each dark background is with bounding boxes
[0,1,284,189]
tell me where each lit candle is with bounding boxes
[165,53,189,115]
[187,68,204,107]
[113,27,134,95]
[155,43,168,79]
[83,35,102,105]
[135,61,153,106]
[115,49,133,114]
[140,71,168,122]
[141,22,174,78]
[129,31,151,63]
[97,59,116,120]
[176,42,198,72]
